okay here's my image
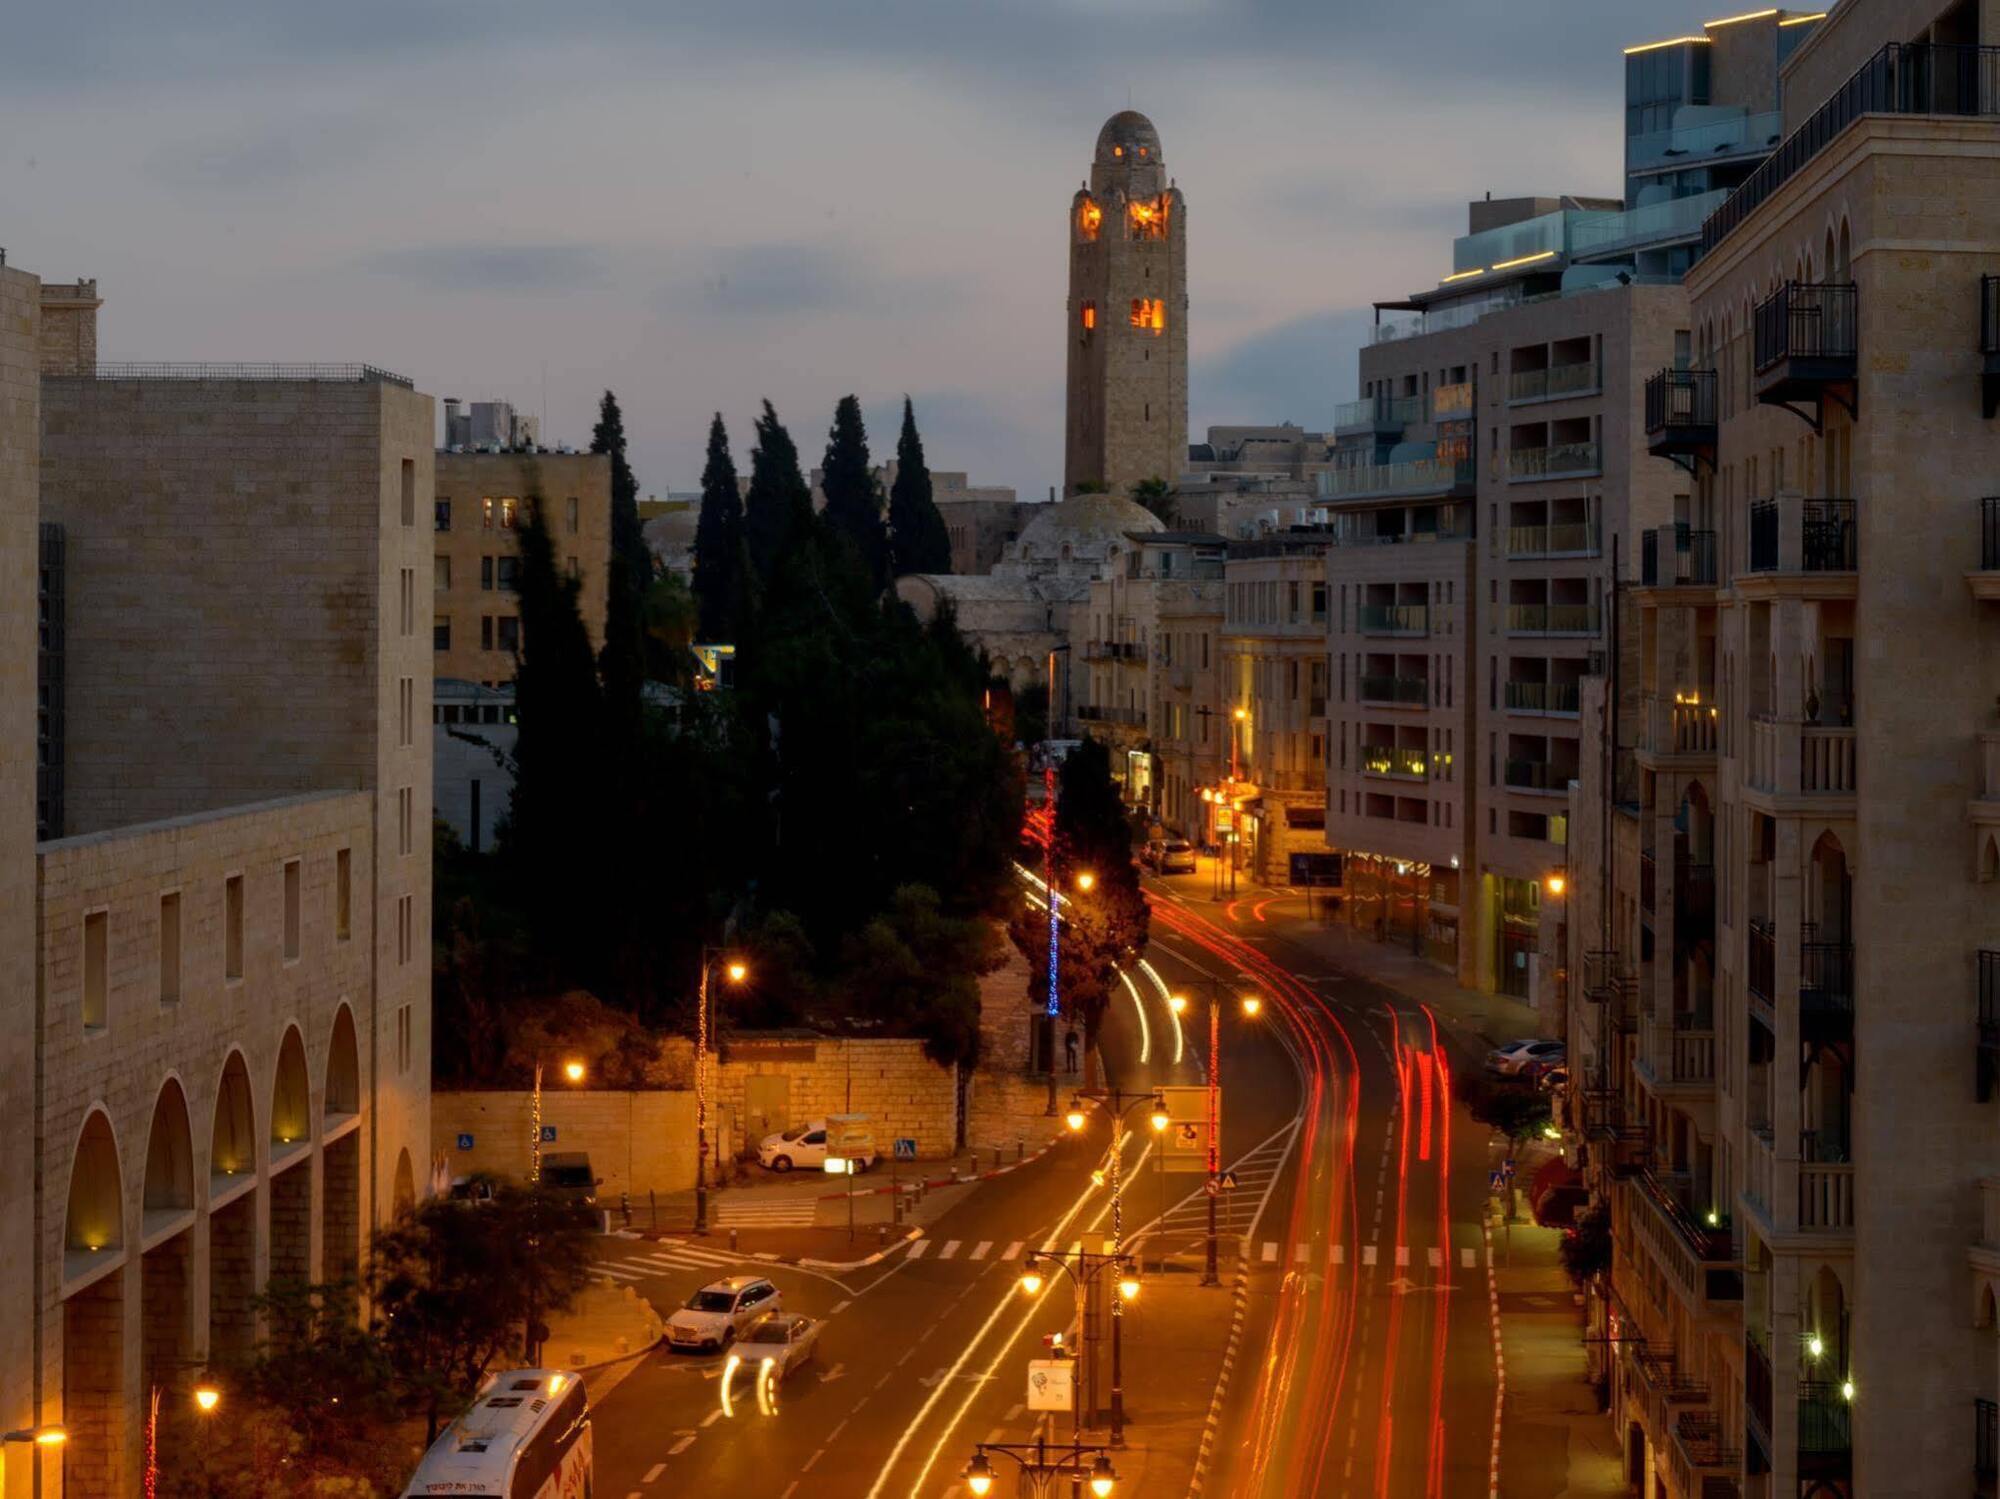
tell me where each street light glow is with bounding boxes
[1066,1109,1087,1132]
[33,1428,66,1447]
[1841,1379,1855,1400]
[562,1060,585,1084]
[725,960,748,984]
[1150,1109,1170,1132]
[1018,1271,1044,1296]
[1169,993,1189,1014]
[1807,1335,1824,1359]
[964,1452,996,1496]
[1091,1455,1118,1496]
[1232,707,1247,722]
[1075,871,1096,892]
[1241,995,1263,1018]
[1546,873,1567,896]
[193,1386,220,1414]
[1118,1276,1140,1302]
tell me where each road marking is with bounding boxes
[1462,1247,1477,1268]
[642,1463,664,1483]
[819,1363,847,1383]
[1005,1404,1023,1421]
[1260,1242,1278,1263]
[1002,1241,1024,1260]
[668,1435,695,1456]
[1427,1246,1443,1268]
[907,1239,930,1260]
[970,1241,992,1260]
[801,1448,823,1472]
[1396,1245,1410,1267]
[1362,1245,1378,1267]
[594,1266,647,1282]
[939,1240,962,1260]
[1293,1242,1310,1263]
[1331,1243,1346,1266]
[700,1409,722,1428]
[713,1200,819,1227]
[831,1300,850,1315]
[780,1484,798,1499]
[827,1418,849,1442]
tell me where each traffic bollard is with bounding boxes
[730,1228,739,1254]
[1016,1138,1025,1162]
[619,1191,631,1228]
[648,1189,657,1231]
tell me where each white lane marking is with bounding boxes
[1005,1404,1023,1421]
[1332,1243,1346,1266]
[642,1463,665,1483]
[1002,1241,1024,1261]
[831,1300,851,1315]
[907,1239,930,1259]
[1396,1246,1410,1267]
[971,1241,992,1261]
[1261,1242,1278,1263]
[668,1435,695,1456]
[780,1484,798,1499]
[1362,1245,1378,1267]
[700,1409,722,1428]
[801,1448,823,1472]
[1427,1246,1443,1268]
[1462,1247,1476,1269]
[594,1266,647,1282]
[939,1240,962,1260]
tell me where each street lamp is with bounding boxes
[1075,871,1096,893]
[962,1439,1117,1498]
[192,1386,219,1414]
[694,946,749,1234]
[1063,1088,1164,1445]
[1016,1247,1137,1440]
[1170,982,1265,1285]
[529,1055,586,1185]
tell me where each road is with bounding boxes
[583,868,1504,1498]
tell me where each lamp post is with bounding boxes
[528,1055,587,1185]
[1061,1089,1161,1445]
[694,947,749,1234]
[1170,984,1263,1286]
[962,1437,1118,1499]
[3,1424,67,1495]
[1017,1246,1140,1444]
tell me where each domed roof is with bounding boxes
[1095,110,1162,166]
[1017,490,1165,554]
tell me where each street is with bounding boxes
[583,868,1506,1498]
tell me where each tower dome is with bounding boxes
[1094,110,1162,166]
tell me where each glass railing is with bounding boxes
[1507,442,1601,480]
[1331,394,1427,430]
[1569,189,1729,258]
[1359,674,1429,705]
[1356,603,1430,635]
[1319,457,1474,500]
[1361,744,1428,779]
[1451,208,1571,275]
[1627,110,1782,173]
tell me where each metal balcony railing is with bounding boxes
[1641,525,1718,586]
[1748,497,1856,573]
[1748,920,1775,1004]
[1357,603,1430,636]
[1754,282,1859,374]
[1640,851,1657,911]
[1976,1398,1998,1485]
[1798,1381,1854,1463]
[1507,442,1601,481]
[1505,602,1601,635]
[1800,932,1855,1023]
[1359,674,1428,706]
[1645,368,1718,435]
[1505,681,1580,715]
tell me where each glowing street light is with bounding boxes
[1807,1335,1824,1359]
[963,1452,996,1496]
[193,1386,220,1414]
[1546,872,1567,897]
[1168,992,1189,1015]
[1241,995,1263,1018]
[1,1427,67,1447]
[1066,1108,1088,1133]
[1075,871,1096,893]
[562,1060,586,1084]
[1018,1270,1044,1296]
[1149,1107,1170,1133]
[1091,1454,1118,1496]
[1117,1275,1141,1303]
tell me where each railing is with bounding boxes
[1745,1336,1774,1441]
[1507,442,1601,481]
[1798,1163,1855,1230]
[1985,276,2000,358]
[1983,496,2000,571]
[88,361,416,387]
[1508,522,1599,558]
[1506,680,1580,715]
[1748,920,1775,1003]
[1798,1381,1854,1462]
[1754,281,1858,374]
[1572,189,1731,258]
[1321,457,1474,500]
[1506,602,1601,635]
[1977,1398,1998,1484]
[1647,695,1719,756]
[1075,704,1145,726]
[1641,851,1657,910]
[1331,393,1427,430]
[1628,1167,1735,1308]
[1745,1129,1774,1220]
[1747,497,1856,572]
[1667,1410,1742,1497]
[1629,109,1782,173]
[1641,525,1719,586]
[1360,674,1428,705]
[1801,935,1855,1023]
[1702,43,2000,256]
[1672,1029,1716,1086]
[1096,641,1146,662]
[1504,759,1568,792]
[1645,367,1718,438]
[1361,744,1428,779]
[1802,725,1858,792]
[1357,603,1430,636]
[1509,361,1599,403]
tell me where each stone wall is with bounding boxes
[431,1090,699,1203]
[712,1037,962,1160]
[36,282,98,378]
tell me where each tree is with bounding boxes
[590,390,651,601]
[691,412,745,642]
[1464,1074,1553,1141]
[1559,1202,1613,1286]
[820,395,890,588]
[370,1185,596,1443]
[1130,476,1178,527]
[887,397,952,576]
[741,400,814,587]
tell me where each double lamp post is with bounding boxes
[1167,984,1262,1286]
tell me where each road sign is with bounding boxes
[455,1133,474,1151]
[1026,1359,1074,1413]
[1159,1085,1219,1173]
[1204,1178,1221,1197]
[1489,1169,1504,1193]
[1219,1170,1239,1191]
[1502,1157,1517,1179]
[894,1138,917,1161]
[539,1125,557,1143]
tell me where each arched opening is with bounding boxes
[392,1148,417,1218]
[63,1108,128,1495]
[269,1028,313,1285]
[208,1051,258,1363]
[141,1081,195,1401]
[1983,834,1999,884]
[322,1007,363,1283]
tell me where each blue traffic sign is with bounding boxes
[539,1125,557,1143]
[456,1133,474,1151]
[894,1138,917,1161]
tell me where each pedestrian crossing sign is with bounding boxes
[1219,1170,1239,1190]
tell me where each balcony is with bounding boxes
[1505,681,1580,716]
[1753,282,1857,427]
[1359,674,1428,707]
[1641,525,1718,588]
[1084,641,1146,663]
[1984,276,2000,419]
[1977,1398,1997,1495]
[1644,369,1718,470]
[1800,929,1855,1044]
[1747,495,1856,576]
[1628,108,1781,176]
[1748,921,1775,1006]
[1075,704,1144,727]
[1745,1336,1774,1446]
[1970,497,2000,601]
[1798,1161,1855,1232]
[1798,1380,1853,1479]
[1504,758,1569,794]
[1508,361,1599,405]
[1701,43,2000,257]
[1670,1026,1717,1088]
[1357,603,1429,637]
[1320,457,1474,502]
[1667,1411,1741,1499]
[1644,694,1718,762]
[1332,393,1426,435]
[1746,716,1857,799]
[1507,522,1600,559]
[1628,1167,1741,1309]
[1507,441,1601,482]
[1978,950,2000,1103]
[1505,602,1600,636]
[1641,851,1656,911]
[1361,744,1428,780]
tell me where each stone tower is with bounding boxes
[1063,110,1187,501]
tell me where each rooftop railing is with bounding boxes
[87,361,415,387]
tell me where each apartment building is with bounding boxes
[1152,541,1228,838]
[1568,2,2000,1494]
[0,269,433,1496]
[432,449,611,686]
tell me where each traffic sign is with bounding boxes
[894,1138,917,1161]
[1489,1169,1504,1193]
[539,1125,557,1143]
[1219,1170,1239,1191]
[1158,1086,1218,1173]
[1026,1359,1074,1412]
[455,1133,474,1151]
[1204,1178,1221,1197]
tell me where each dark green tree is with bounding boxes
[691,413,745,642]
[820,395,889,588]
[887,397,952,576]
[590,389,651,600]
[1559,1202,1613,1285]
[1130,476,1178,527]
[741,400,814,586]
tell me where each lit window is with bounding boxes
[500,497,518,530]
[1078,201,1102,241]
[1130,298,1166,333]
[1128,198,1166,239]
[1082,301,1097,331]
[1113,145,1123,157]
[482,497,495,529]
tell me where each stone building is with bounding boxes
[1566,2,2000,1495]
[432,448,611,686]
[0,268,433,1496]
[1064,111,1188,499]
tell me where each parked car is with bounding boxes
[1140,839,1164,870]
[732,1313,821,1385]
[757,1118,880,1173]
[538,1152,600,1209]
[1157,839,1196,874]
[1536,1063,1570,1095]
[1484,1038,1566,1079]
[666,1276,782,1353]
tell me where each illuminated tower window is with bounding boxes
[1130,298,1166,332]
[1078,201,1103,241]
[1128,198,1167,239]
[1081,300,1097,331]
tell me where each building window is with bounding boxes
[482,497,495,529]
[397,1005,412,1074]
[1078,200,1102,240]
[481,556,494,591]
[283,858,301,963]
[335,848,351,942]
[400,458,416,527]
[434,556,450,590]
[1130,298,1165,332]
[497,556,521,592]
[399,676,414,747]
[434,615,451,652]
[501,497,519,530]
[435,498,452,533]
[397,894,414,966]
[399,569,415,636]
[224,874,244,982]
[159,891,182,1004]
[1082,300,1097,331]
[83,909,108,1031]
[398,786,413,857]
[497,616,520,653]
[480,616,493,651]
[566,497,580,533]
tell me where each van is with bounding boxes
[539,1152,599,1208]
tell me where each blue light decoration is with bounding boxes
[1045,761,1061,1019]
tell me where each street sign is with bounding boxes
[1204,1178,1221,1197]
[894,1138,917,1161]
[1502,1158,1517,1179]
[1026,1359,1073,1413]
[1158,1085,1219,1174]
[1219,1170,1239,1191]
[539,1125,557,1143]
[1489,1169,1504,1193]
[455,1133,474,1151]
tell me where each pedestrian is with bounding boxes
[1064,1027,1079,1073]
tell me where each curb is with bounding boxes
[797,1226,925,1272]
[1186,1241,1254,1499]
[1483,1218,1506,1499]
[810,1133,1065,1201]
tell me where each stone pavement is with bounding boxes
[544,1282,664,1403]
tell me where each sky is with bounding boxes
[2,0,1658,503]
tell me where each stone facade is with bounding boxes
[711,1036,963,1161]
[1064,111,1188,499]
[432,450,611,686]
[36,282,99,379]
[431,1090,699,1204]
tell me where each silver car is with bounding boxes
[722,1315,821,1415]
[665,1276,782,1353]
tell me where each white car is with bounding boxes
[1485,1038,1566,1079]
[665,1276,782,1353]
[756,1120,880,1174]
[732,1314,821,1385]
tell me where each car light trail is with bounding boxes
[1423,1005,1454,1499]
[1135,957,1184,1066]
[1119,970,1151,1064]
[719,1354,741,1419]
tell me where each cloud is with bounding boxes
[1192,307,1375,431]
[361,244,610,294]
[686,243,951,321]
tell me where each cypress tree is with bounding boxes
[691,413,745,642]
[589,390,651,599]
[819,395,889,588]
[742,400,814,585]
[888,397,953,576]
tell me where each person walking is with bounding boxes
[1064,1027,1079,1074]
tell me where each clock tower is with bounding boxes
[1063,111,1188,501]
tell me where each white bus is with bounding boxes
[401,1368,592,1499]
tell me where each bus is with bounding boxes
[401,1368,592,1498]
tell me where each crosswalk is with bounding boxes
[1137,1126,1295,1243]
[905,1238,1027,1263]
[711,1196,820,1228]
[591,1239,756,1285]
[1243,1239,1495,1269]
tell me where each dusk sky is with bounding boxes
[5,1,1657,502]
